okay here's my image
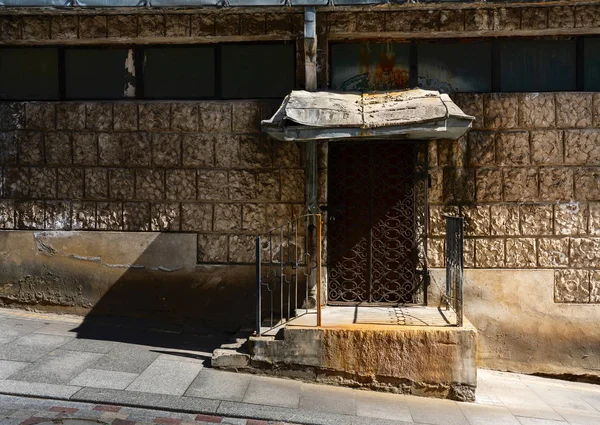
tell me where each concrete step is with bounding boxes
[251,322,477,401]
[210,329,253,369]
[212,308,478,402]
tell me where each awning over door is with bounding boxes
[262,88,474,142]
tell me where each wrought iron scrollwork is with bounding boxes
[327,141,429,304]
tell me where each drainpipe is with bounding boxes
[304,6,320,310]
[304,7,317,94]
[304,7,318,215]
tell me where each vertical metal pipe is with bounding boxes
[423,144,429,306]
[287,224,291,321]
[445,217,451,311]
[280,228,284,323]
[305,216,309,314]
[256,236,261,337]
[316,214,322,327]
[304,8,318,212]
[295,220,298,315]
[287,222,291,264]
[368,145,374,303]
[304,7,317,93]
[304,6,320,311]
[286,222,291,320]
[269,232,273,327]
[457,217,464,327]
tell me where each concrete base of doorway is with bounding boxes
[211,320,478,402]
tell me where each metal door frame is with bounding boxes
[326,139,429,306]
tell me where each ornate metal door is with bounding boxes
[327,141,428,304]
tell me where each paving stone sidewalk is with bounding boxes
[1,307,600,425]
[0,393,293,425]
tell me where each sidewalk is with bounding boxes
[0,393,292,425]
[1,307,600,425]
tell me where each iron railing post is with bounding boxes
[316,214,322,327]
[445,218,451,311]
[445,216,464,327]
[456,217,464,327]
[254,214,323,335]
[256,236,261,337]
[280,228,284,325]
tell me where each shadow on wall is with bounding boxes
[0,231,258,344]
[71,231,307,349]
[78,232,259,335]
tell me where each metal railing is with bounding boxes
[256,214,322,337]
[444,215,464,327]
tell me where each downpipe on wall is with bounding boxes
[304,6,321,310]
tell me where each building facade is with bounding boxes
[1,1,600,379]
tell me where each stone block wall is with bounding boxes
[0,9,306,88]
[0,8,308,267]
[428,92,600,304]
[0,100,305,265]
[0,10,305,42]
[315,3,599,89]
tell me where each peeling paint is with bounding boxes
[124,49,136,98]
[104,263,145,269]
[37,243,147,271]
[153,266,183,272]
[35,239,57,256]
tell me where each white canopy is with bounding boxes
[262,88,474,142]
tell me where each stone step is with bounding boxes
[249,322,477,401]
[210,329,253,369]
[211,349,251,369]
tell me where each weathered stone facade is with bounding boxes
[427,92,600,304]
[1,2,600,379]
[0,10,305,42]
[0,100,305,264]
[314,3,600,89]
[0,7,311,326]
[0,8,309,268]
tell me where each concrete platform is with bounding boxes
[242,306,476,402]
[276,305,456,331]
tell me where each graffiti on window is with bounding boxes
[331,43,410,92]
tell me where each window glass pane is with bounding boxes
[66,48,133,99]
[418,41,492,93]
[500,39,576,92]
[584,37,600,91]
[221,44,294,99]
[0,48,59,100]
[330,43,410,91]
[144,47,215,99]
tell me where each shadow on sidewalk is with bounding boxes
[52,232,257,358]
[73,314,231,358]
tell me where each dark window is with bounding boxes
[330,43,411,91]
[417,41,492,93]
[65,48,134,100]
[221,43,295,99]
[584,37,600,91]
[0,48,59,100]
[143,47,216,99]
[499,39,576,92]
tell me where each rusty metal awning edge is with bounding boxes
[263,116,473,142]
[262,89,474,142]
